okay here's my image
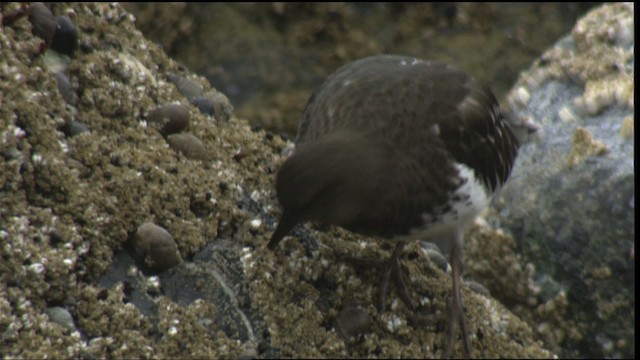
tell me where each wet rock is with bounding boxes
[166,133,210,161]
[335,304,370,340]
[28,3,56,48]
[191,91,234,121]
[51,15,78,56]
[134,223,182,271]
[45,306,76,331]
[54,72,78,106]
[160,239,266,344]
[148,104,190,135]
[168,73,204,100]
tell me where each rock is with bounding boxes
[335,304,370,340]
[54,72,78,106]
[61,120,89,137]
[134,223,182,271]
[191,92,234,121]
[51,15,78,56]
[45,307,76,331]
[166,133,210,161]
[147,104,190,135]
[167,73,204,100]
[28,3,56,48]
[421,242,449,273]
[491,3,634,358]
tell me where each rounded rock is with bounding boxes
[61,120,89,137]
[51,15,78,56]
[335,304,370,340]
[190,96,215,116]
[166,133,210,161]
[54,72,77,105]
[134,223,182,271]
[45,306,75,331]
[464,279,490,296]
[421,242,449,272]
[191,92,234,121]
[148,104,190,135]
[167,74,204,100]
[28,2,56,47]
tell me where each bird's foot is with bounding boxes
[342,242,415,312]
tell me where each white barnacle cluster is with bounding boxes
[240,246,255,270]
[574,75,634,116]
[573,2,634,49]
[250,218,262,229]
[383,313,405,333]
[508,86,531,110]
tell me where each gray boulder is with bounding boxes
[491,3,634,358]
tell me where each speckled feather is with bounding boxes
[270,55,518,247]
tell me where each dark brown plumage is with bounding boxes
[269,55,519,358]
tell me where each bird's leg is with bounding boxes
[343,241,414,312]
[388,242,415,311]
[444,235,472,358]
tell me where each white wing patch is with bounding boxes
[406,163,490,245]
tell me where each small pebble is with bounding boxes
[45,306,75,331]
[425,248,449,272]
[54,72,77,105]
[148,104,190,135]
[167,74,204,100]
[61,120,89,137]
[134,223,182,270]
[1,147,22,161]
[167,133,210,161]
[190,92,234,121]
[335,304,370,340]
[51,15,78,56]
[28,3,56,48]
[66,158,91,178]
[464,279,490,296]
[191,96,215,116]
[421,242,449,272]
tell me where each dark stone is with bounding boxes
[148,104,190,135]
[28,3,56,47]
[61,120,89,137]
[51,15,78,56]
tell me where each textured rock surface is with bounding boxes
[488,3,634,358]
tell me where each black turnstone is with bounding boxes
[269,55,519,357]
